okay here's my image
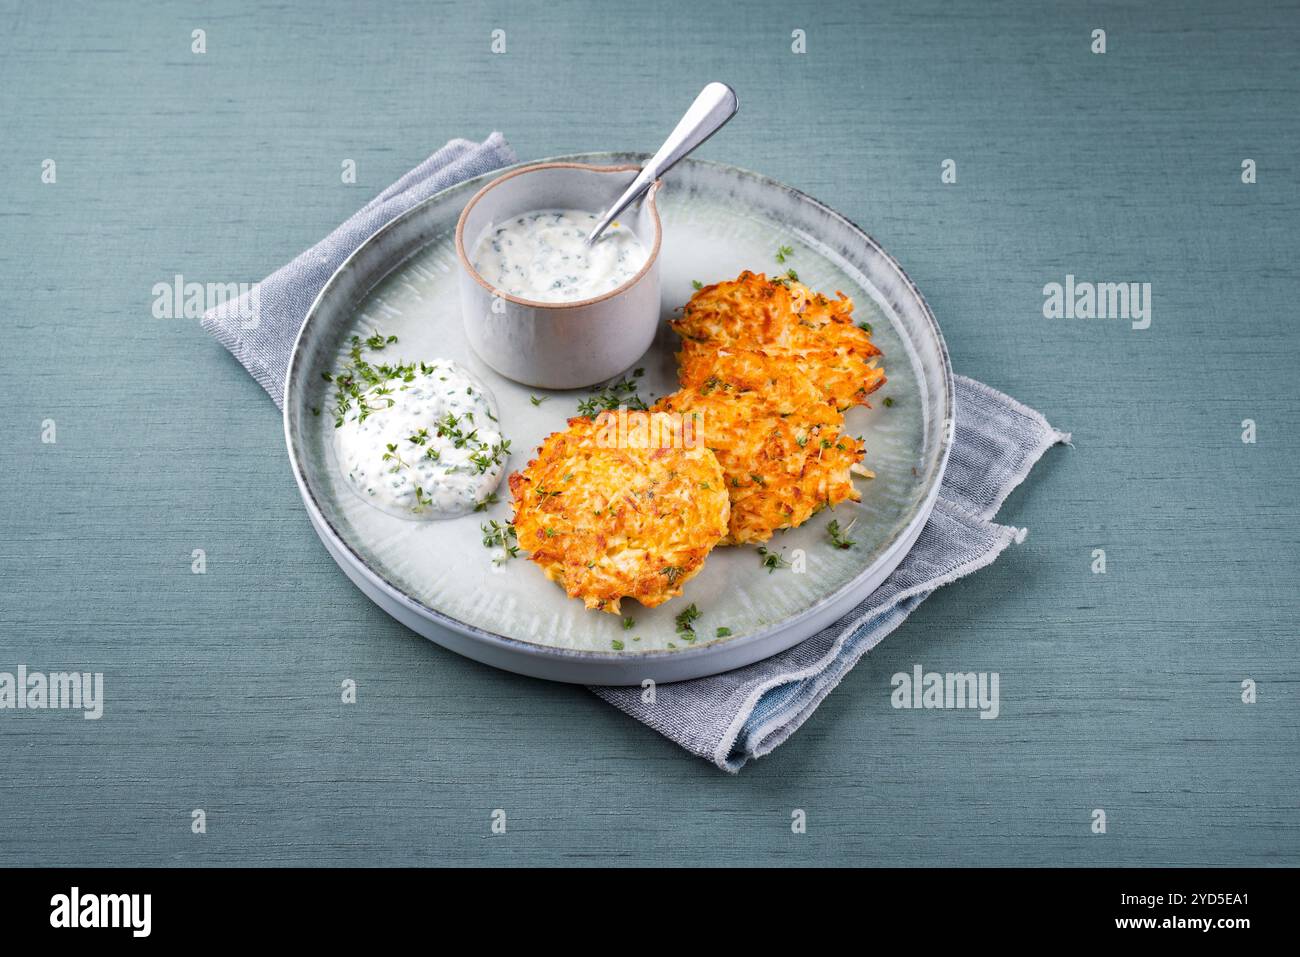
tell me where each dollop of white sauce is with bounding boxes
[332,360,507,519]
[470,209,649,303]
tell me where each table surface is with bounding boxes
[1,0,1296,867]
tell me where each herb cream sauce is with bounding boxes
[332,360,507,519]
[470,209,649,303]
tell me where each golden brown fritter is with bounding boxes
[676,347,826,415]
[509,269,885,611]
[673,271,886,410]
[508,411,729,613]
[655,380,864,546]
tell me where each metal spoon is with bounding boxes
[584,82,739,247]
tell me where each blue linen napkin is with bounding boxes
[203,134,1070,773]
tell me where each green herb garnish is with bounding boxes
[577,375,648,416]
[757,546,791,573]
[481,520,519,563]
[327,331,416,427]
[675,603,701,641]
[381,443,409,471]
[827,519,857,550]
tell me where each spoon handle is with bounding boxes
[585,82,739,246]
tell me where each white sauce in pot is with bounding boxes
[332,359,507,519]
[470,209,649,303]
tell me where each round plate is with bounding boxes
[285,152,953,685]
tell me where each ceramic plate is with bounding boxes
[285,152,953,684]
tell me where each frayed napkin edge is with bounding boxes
[955,375,1073,522]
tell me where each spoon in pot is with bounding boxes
[584,82,739,247]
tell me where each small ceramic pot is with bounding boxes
[454,162,662,389]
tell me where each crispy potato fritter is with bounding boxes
[657,352,864,545]
[508,411,729,614]
[673,271,886,410]
[665,272,885,543]
[676,347,826,414]
[509,269,885,611]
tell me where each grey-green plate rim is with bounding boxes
[283,151,955,685]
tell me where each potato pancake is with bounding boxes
[673,271,886,410]
[509,268,885,611]
[676,346,825,415]
[655,381,864,546]
[508,411,729,613]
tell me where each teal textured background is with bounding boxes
[1,0,1296,865]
